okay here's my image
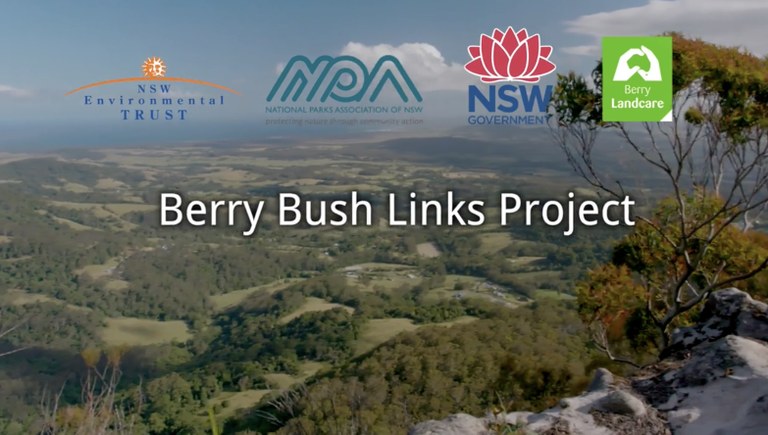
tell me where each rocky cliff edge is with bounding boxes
[409,288,768,435]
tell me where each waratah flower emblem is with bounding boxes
[464,27,556,83]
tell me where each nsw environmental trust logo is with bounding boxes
[464,26,556,126]
[265,55,423,128]
[66,57,239,121]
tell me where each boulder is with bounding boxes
[408,414,490,435]
[664,288,768,358]
[595,391,647,417]
[634,335,768,435]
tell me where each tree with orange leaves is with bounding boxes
[550,33,768,364]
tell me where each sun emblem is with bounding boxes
[142,56,167,78]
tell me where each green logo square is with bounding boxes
[602,36,672,122]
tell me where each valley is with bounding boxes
[0,137,636,434]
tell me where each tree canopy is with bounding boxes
[549,33,768,363]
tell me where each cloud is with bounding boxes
[560,45,600,57]
[0,85,33,99]
[564,0,768,57]
[339,42,470,92]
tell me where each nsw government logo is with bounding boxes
[464,26,555,126]
[66,57,239,121]
[265,55,423,128]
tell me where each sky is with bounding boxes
[0,0,766,148]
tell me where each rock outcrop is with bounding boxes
[409,288,768,435]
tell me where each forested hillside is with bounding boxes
[0,144,620,434]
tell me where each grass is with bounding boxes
[75,258,120,279]
[48,201,153,216]
[49,201,112,217]
[342,262,416,272]
[102,152,351,169]
[348,274,417,293]
[236,157,367,168]
[298,183,385,194]
[533,289,576,300]
[2,289,91,312]
[209,390,271,418]
[479,207,503,229]
[5,291,58,305]
[421,275,530,308]
[343,262,420,293]
[51,216,97,231]
[478,232,513,254]
[429,288,527,307]
[507,256,545,266]
[354,318,419,355]
[278,297,354,324]
[261,361,330,392]
[47,201,138,231]
[189,168,260,186]
[431,315,479,327]
[210,287,266,311]
[298,360,328,378]
[347,268,538,302]
[210,279,303,311]
[100,317,192,346]
[62,182,91,193]
[0,255,32,263]
[120,194,146,203]
[352,316,482,356]
[507,238,558,253]
[512,270,562,284]
[423,274,485,294]
[104,280,130,291]
[573,187,600,198]
[416,242,441,258]
[442,170,498,179]
[278,178,323,187]
[104,203,156,215]
[263,373,301,390]
[94,178,127,189]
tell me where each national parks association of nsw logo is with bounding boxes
[263,54,424,128]
[66,57,239,121]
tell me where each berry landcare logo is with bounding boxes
[265,55,424,128]
[66,57,239,121]
[602,37,673,122]
[464,26,556,126]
